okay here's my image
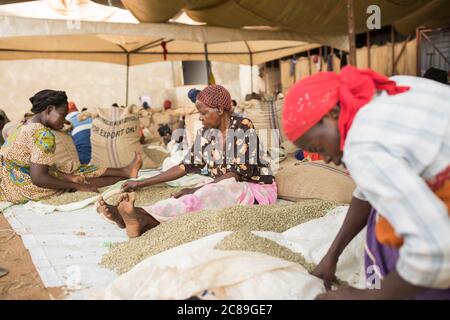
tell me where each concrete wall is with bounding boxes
[127,61,175,109]
[0,59,126,123]
[239,65,266,97]
[0,59,257,123]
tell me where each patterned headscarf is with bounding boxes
[197,85,232,112]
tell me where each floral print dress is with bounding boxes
[180,116,275,184]
[0,123,105,204]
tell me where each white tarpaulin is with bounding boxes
[91,206,366,300]
[3,204,127,299]
[3,200,365,300]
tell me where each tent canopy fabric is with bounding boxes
[122,0,450,36]
[0,1,324,65]
[0,0,138,23]
[0,15,321,65]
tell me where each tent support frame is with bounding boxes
[367,32,371,68]
[244,41,254,93]
[393,34,412,74]
[126,53,130,106]
[391,26,396,75]
[204,43,211,85]
[346,0,356,66]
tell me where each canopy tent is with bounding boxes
[0,0,326,104]
[0,0,138,23]
[121,0,450,37]
[0,1,325,65]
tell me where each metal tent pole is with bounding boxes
[204,43,211,85]
[126,53,130,106]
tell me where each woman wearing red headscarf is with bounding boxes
[283,66,450,299]
[97,85,277,238]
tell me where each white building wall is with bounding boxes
[0,59,263,123]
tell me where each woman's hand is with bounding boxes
[311,253,339,290]
[171,187,198,199]
[121,180,143,192]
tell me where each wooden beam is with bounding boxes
[293,57,297,83]
[346,0,357,66]
[367,32,371,68]
[307,50,312,75]
[391,26,396,75]
[393,34,412,72]
[319,46,323,71]
[416,28,421,76]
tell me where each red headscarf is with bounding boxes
[282,65,410,149]
[197,85,232,112]
[163,99,172,110]
[68,101,78,113]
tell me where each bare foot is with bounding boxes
[123,151,143,179]
[96,197,125,228]
[117,192,160,238]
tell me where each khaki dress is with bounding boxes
[0,123,105,204]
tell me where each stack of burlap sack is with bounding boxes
[234,98,297,153]
[274,156,355,204]
[89,105,175,169]
[234,98,355,204]
[51,106,173,172]
[135,105,184,146]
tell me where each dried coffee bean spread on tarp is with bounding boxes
[101,199,337,275]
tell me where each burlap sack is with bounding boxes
[275,160,355,203]
[241,100,271,131]
[184,112,202,146]
[52,130,81,174]
[2,121,19,142]
[266,99,299,154]
[152,109,180,129]
[138,110,151,128]
[90,106,157,169]
[143,144,170,168]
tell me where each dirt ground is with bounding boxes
[0,213,65,300]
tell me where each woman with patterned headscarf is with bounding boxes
[282,66,450,300]
[97,84,277,238]
[0,89,143,204]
